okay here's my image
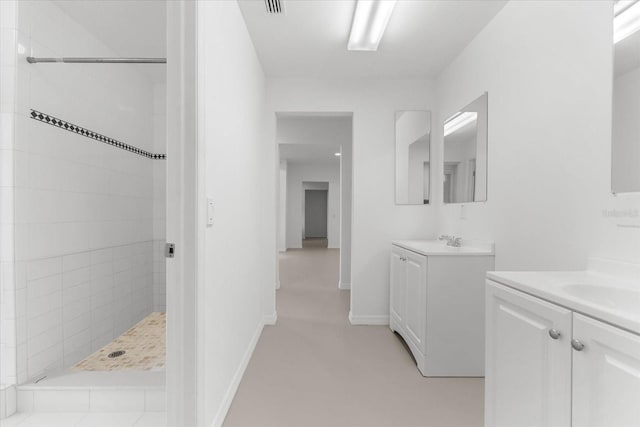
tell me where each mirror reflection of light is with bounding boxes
[348,0,397,51]
[614,0,640,43]
[444,112,477,137]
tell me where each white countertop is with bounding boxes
[392,240,495,256]
[488,267,640,335]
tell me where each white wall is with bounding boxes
[278,160,287,252]
[197,1,275,426]
[286,161,340,249]
[434,1,640,272]
[267,78,438,323]
[5,0,163,383]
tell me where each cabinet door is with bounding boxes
[485,282,572,427]
[404,250,427,353]
[572,313,640,427]
[389,246,406,329]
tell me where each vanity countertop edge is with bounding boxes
[488,269,640,336]
[392,240,495,256]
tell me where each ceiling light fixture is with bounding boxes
[444,112,477,137]
[348,0,397,51]
[334,152,341,156]
[614,0,640,43]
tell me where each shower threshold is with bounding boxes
[20,369,164,389]
[16,312,167,412]
[16,370,165,412]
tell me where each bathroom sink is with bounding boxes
[562,284,640,312]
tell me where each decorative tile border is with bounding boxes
[30,109,166,160]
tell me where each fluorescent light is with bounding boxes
[614,0,640,43]
[334,152,341,156]
[444,112,477,137]
[348,0,397,51]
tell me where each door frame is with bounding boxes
[166,1,199,426]
[274,111,354,296]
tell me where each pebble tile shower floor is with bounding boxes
[74,312,166,372]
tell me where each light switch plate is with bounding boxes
[207,199,214,226]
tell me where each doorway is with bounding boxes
[275,112,353,294]
[303,182,329,248]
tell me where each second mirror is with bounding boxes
[443,93,488,203]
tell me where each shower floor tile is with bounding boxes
[73,312,165,372]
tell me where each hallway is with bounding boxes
[223,248,483,427]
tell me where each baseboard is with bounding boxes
[338,281,351,290]
[263,311,278,326]
[210,321,264,427]
[348,312,389,325]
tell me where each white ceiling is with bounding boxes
[279,143,341,163]
[53,0,166,82]
[238,0,507,78]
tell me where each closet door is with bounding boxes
[485,282,572,427]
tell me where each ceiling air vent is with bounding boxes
[265,0,285,14]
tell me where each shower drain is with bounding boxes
[108,350,126,358]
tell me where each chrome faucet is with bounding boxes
[438,235,463,247]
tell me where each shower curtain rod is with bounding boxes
[26,57,166,64]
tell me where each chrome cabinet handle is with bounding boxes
[548,328,561,340]
[571,339,585,351]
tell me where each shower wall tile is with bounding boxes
[62,252,90,273]
[26,257,61,281]
[8,0,164,384]
[63,328,91,368]
[90,390,145,412]
[0,0,17,30]
[144,390,166,412]
[32,389,90,412]
[63,311,90,339]
[21,242,155,380]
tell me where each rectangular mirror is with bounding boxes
[395,111,431,204]
[443,92,488,203]
[612,0,640,194]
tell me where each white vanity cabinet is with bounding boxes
[486,280,640,427]
[485,282,572,427]
[572,313,640,427]
[390,245,427,356]
[390,241,494,377]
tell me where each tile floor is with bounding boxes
[0,412,165,427]
[74,312,166,372]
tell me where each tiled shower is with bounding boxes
[1,0,166,416]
